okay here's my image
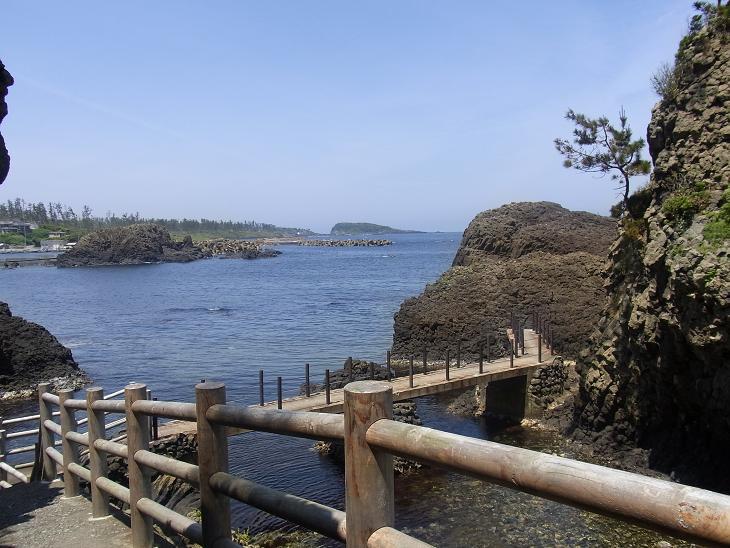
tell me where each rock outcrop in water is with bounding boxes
[56,224,280,266]
[0,59,13,185]
[298,239,392,247]
[571,14,730,490]
[392,202,615,359]
[0,302,88,399]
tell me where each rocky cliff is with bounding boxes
[0,59,13,185]
[392,202,615,359]
[572,13,730,490]
[0,302,88,399]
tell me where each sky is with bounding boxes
[1,1,692,233]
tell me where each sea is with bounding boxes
[0,233,682,546]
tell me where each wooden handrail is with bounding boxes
[206,404,344,441]
[96,476,130,504]
[43,419,61,436]
[65,430,89,447]
[134,450,199,486]
[0,461,28,483]
[367,527,433,548]
[209,471,347,542]
[91,399,126,413]
[62,398,87,410]
[131,399,196,420]
[68,462,91,482]
[41,392,60,405]
[136,497,203,544]
[365,419,730,545]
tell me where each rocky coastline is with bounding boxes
[0,301,88,400]
[297,239,392,247]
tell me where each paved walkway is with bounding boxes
[0,481,159,547]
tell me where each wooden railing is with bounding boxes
[24,378,730,547]
[0,385,127,488]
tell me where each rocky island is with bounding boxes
[56,224,280,267]
[330,222,421,235]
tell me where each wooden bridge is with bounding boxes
[157,327,548,438]
[2,313,730,547]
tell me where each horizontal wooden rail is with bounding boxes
[368,527,433,548]
[94,439,128,459]
[65,430,89,447]
[0,480,11,488]
[136,498,203,544]
[134,450,199,486]
[209,471,347,541]
[62,398,87,410]
[41,392,60,405]
[68,462,91,482]
[131,400,196,421]
[96,477,130,504]
[206,404,344,441]
[2,413,42,425]
[43,419,62,436]
[366,419,730,545]
[7,444,35,455]
[7,427,39,439]
[0,461,29,483]
[91,399,126,414]
[45,446,63,466]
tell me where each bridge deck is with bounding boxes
[157,329,550,438]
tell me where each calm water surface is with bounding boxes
[0,233,682,546]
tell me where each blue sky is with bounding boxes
[2,1,691,232]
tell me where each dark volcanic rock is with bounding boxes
[0,59,13,185]
[56,224,205,267]
[572,20,730,491]
[392,202,615,359]
[0,302,88,399]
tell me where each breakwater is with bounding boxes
[297,239,392,247]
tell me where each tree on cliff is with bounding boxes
[554,108,650,216]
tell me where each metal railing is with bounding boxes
[30,377,730,548]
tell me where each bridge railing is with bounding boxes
[32,378,730,547]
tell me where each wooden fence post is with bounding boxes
[344,381,394,547]
[259,370,264,406]
[487,333,491,363]
[277,377,283,410]
[38,383,56,481]
[409,355,414,388]
[386,351,391,382]
[305,363,310,397]
[196,381,232,546]
[423,345,428,375]
[347,357,354,383]
[538,333,542,363]
[126,383,153,548]
[325,370,331,405]
[456,340,461,367]
[58,388,80,497]
[445,349,450,380]
[86,387,109,518]
[510,339,514,368]
[479,345,484,374]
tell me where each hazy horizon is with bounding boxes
[2,1,691,233]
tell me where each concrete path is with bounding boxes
[0,481,172,547]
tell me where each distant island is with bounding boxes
[330,222,422,236]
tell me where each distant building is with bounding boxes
[48,230,66,239]
[40,239,67,251]
[0,220,35,233]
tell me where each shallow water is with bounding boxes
[0,233,687,546]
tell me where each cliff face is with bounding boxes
[392,202,615,359]
[573,20,730,489]
[0,59,13,185]
[0,302,88,399]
